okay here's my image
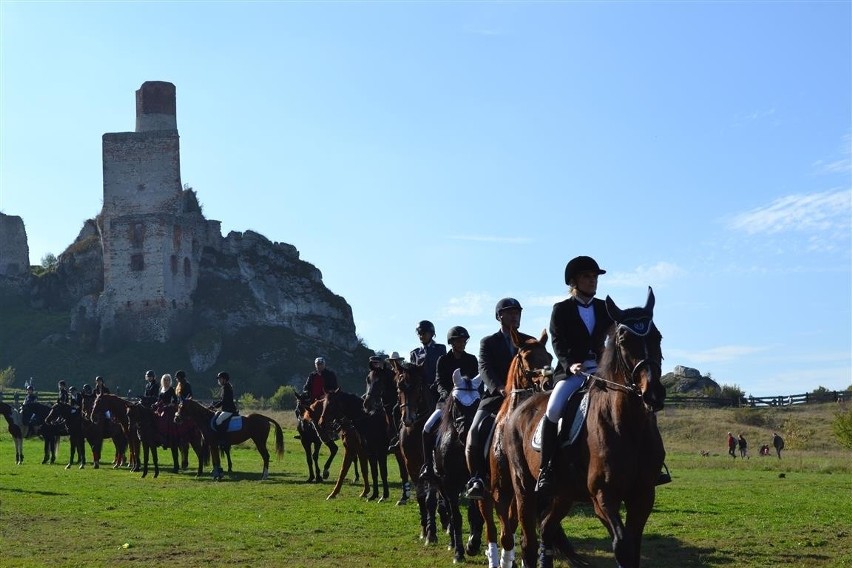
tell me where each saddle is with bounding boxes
[532,389,589,452]
[209,414,242,433]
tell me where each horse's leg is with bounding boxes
[358,451,370,498]
[394,449,411,506]
[424,481,438,545]
[465,497,484,556]
[14,436,23,464]
[378,454,390,501]
[141,441,150,478]
[367,455,379,501]
[591,489,631,567]
[170,444,179,474]
[447,491,465,563]
[78,436,87,469]
[311,441,321,483]
[257,435,272,480]
[181,442,189,470]
[301,440,315,482]
[151,443,159,478]
[624,487,655,567]
[322,440,338,480]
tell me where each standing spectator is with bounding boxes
[175,370,193,402]
[409,320,447,408]
[141,370,158,407]
[738,433,748,459]
[772,432,785,459]
[302,357,339,403]
[57,380,70,404]
[727,432,737,459]
[94,376,111,396]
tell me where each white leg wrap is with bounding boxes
[500,547,514,568]
[486,542,499,568]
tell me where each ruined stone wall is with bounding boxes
[0,213,30,277]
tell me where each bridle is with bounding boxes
[509,344,554,397]
[583,317,662,401]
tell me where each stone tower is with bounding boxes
[0,213,30,277]
[98,81,209,343]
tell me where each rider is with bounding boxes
[94,376,111,396]
[174,370,193,402]
[464,297,533,500]
[409,320,447,409]
[155,374,178,407]
[419,326,478,481]
[211,371,237,433]
[302,357,339,403]
[24,384,38,405]
[57,380,70,404]
[141,370,158,407]
[536,256,613,494]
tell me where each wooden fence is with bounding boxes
[666,390,848,409]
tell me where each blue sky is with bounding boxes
[1,2,849,397]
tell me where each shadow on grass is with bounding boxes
[0,486,68,496]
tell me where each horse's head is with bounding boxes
[45,402,66,424]
[395,363,429,427]
[603,287,665,412]
[506,328,554,393]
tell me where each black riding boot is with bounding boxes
[419,429,438,481]
[464,429,485,500]
[535,418,558,494]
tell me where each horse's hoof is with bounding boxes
[367,495,377,501]
[453,552,466,564]
[65,464,71,470]
[465,536,481,556]
[378,496,387,503]
[93,463,99,469]
[154,471,159,478]
[323,469,330,480]
[396,497,409,506]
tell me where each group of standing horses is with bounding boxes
[292,289,667,568]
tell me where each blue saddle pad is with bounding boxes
[209,415,242,432]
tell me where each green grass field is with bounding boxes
[1,404,850,567]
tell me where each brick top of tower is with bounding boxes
[135,81,177,131]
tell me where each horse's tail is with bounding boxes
[268,417,285,460]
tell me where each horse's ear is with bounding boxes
[644,286,655,314]
[538,328,548,346]
[605,295,624,322]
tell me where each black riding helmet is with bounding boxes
[416,320,436,335]
[217,371,230,382]
[446,326,470,342]
[82,384,93,395]
[564,255,606,285]
[495,297,523,320]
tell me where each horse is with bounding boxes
[81,392,129,467]
[433,371,486,563]
[302,397,370,500]
[126,403,207,478]
[90,394,141,471]
[364,365,413,505]
[318,389,390,502]
[173,399,284,480]
[294,395,338,483]
[45,402,93,470]
[19,401,62,464]
[393,362,440,543]
[504,288,666,568]
[0,402,25,464]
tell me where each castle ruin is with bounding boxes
[96,81,221,343]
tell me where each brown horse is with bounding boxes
[302,397,370,500]
[91,394,140,471]
[487,328,582,568]
[318,390,390,501]
[393,362,439,543]
[45,402,97,470]
[504,288,666,568]
[80,393,128,468]
[173,399,284,480]
[126,404,207,478]
[294,395,339,483]
[0,402,24,464]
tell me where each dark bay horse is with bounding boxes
[294,395,338,483]
[81,393,129,468]
[365,365,412,505]
[91,394,140,471]
[45,402,101,470]
[318,390,390,502]
[173,399,284,480]
[393,362,439,543]
[505,288,666,568]
[434,376,486,564]
[20,402,63,464]
[302,397,370,500]
[1,402,25,464]
[127,404,207,478]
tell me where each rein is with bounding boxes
[582,322,662,400]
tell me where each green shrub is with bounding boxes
[832,408,852,449]
[268,384,297,410]
[732,407,766,427]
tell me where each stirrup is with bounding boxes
[464,478,485,501]
[656,463,672,486]
[535,466,553,493]
[419,463,436,481]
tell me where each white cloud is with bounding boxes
[447,234,533,244]
[606,261,685,288]
[440,292,491,317]
[666,344,770,364]
[813,133,851,175]
[726,190,852,244]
